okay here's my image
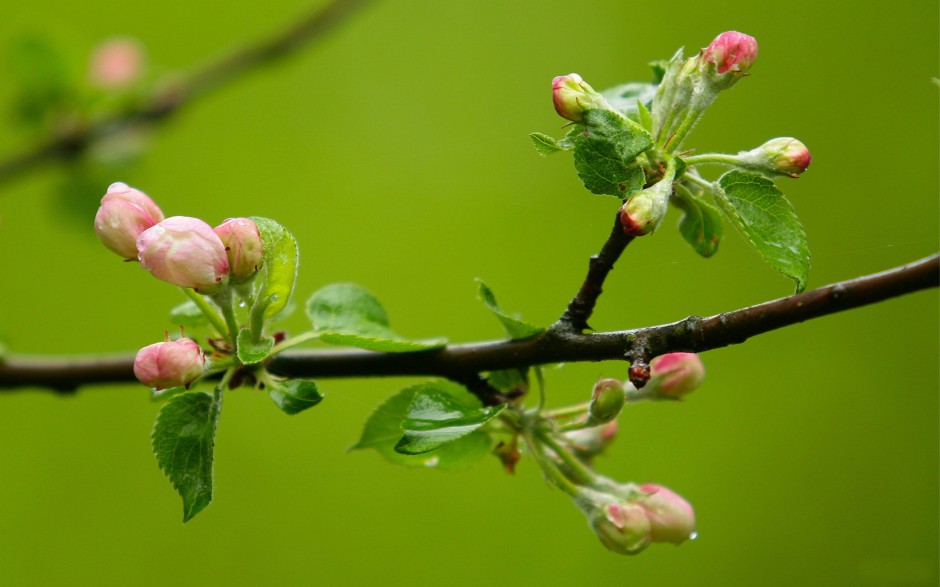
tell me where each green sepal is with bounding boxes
[168,300,209,328]
[351,381,493,470]
[307,283,446,352]
[151,389,222,523]
[267,378,323,415]
[713,171,811,292]
[249,217,299,321]
[572,109,652,198]
[636,100,653,133]
[236,328,274,365]
[476,279,543,340]
[530,132,564,155]
[395,386,506,455]
[673,189,723,257]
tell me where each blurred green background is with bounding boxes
[0,0,937,585]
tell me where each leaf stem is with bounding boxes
[269,330,321,357]
[211,290,240,345]
[521,429,582,498]
[180,288,228,337]
[536,429,601,487]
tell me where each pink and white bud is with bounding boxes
[749,137,812,178]
[213,217,263,282]
[94,182,165,260]
[590,501,652,555]
[636,484,696,544]
[89,37,144,89]
[133,338,205,390]
[137,216,230,293]
[565,420,618,460]
[588,378,626,424]
[619,192,657,236]
[649,352,705,398]
[703,31,758,74]
[552,74,609,123]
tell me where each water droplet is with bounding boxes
[689,531,698,541]
[422,456,440,468]
[238,300,247,308]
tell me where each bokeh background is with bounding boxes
[0,1,937,585]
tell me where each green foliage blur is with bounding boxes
[0,1,937,585]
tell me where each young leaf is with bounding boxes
[530,132,563,156]
[636,100,654,133]
[673,190,723,257]
[351,381,492,470]
[395,386,506,455]
[268,378,323,415]
[169,300,209,328]
[151,390,222,523]
[477,280,543,339]
[249,217,298,320]
[307,283,446,352]
[487,368,528,394]
[713,171,810,292]
[599,82,658,116]
[236,328,274,365]
[572,109,651,198]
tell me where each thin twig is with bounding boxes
[0,0,374,186]
[1,254,935,398]
[553,212,634,333]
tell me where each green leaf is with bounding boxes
[636,100,653,133]
[572,109,651,198]
[307,283,446,352]
[530,132,563,155]
[396,385,506,455]
[713,171,810,292]
[7,35,73,128]
[351,381,493,470]
[268,378,323,415]
[152,390,222,523]
[674,190,723,257]
[600,82,658,116]
[486,368,528,394]
[236,328,274,364]
[169,300,209,328]
[476,280,543,340]
[249,217,299,320]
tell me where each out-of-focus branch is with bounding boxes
[0,0,374,185]
[1,254,935,395]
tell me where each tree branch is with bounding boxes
[0,0,373,185]
[553,212,633,333]
[2,254,935,397]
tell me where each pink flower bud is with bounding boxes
[591,501,652,555]
[636,484,696,544]
[133,338,205,390]
[703,31,758,74]
[94,182,165,260]
[565,420,618,461]
[764,137,812,178]
[552,74,609,123]
[619,192,657,236]
[649,352,705,398]
[89,37,144,89]
[213,218,263,282]
[588,378,626,424]
[137,216,230,293]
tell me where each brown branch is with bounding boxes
[0,0,373,185]
[2,254,935,397]
[553,212,633,333]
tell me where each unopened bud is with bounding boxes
[137,216,230,294]
[214,217,263,282]
[587,498,652,555]
[703,31,758,74]
[133,338,205,390]
[738,137,812,178]
[649,352,705,398]
[636,484,696,544]
[588,378,626,424]
[619,171,675,236]
[94,182,164,260]
[89,37,144,89]
[565,420,618,461]
[552,74,609,123]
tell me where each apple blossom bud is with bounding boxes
[619,192,657,236]
[738,137,812,178]
[649,352,705,398]
[588,378,626,424]
[703,31,758,74]
[589,500,652,555]
[89,37,144,89]
[94,182,165,260]
[552,74,609,123]
[565,420,618,461]
[636,484,696,544]
[137,216,230,293]
[213,218,263,282]
[133,338,205,390]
